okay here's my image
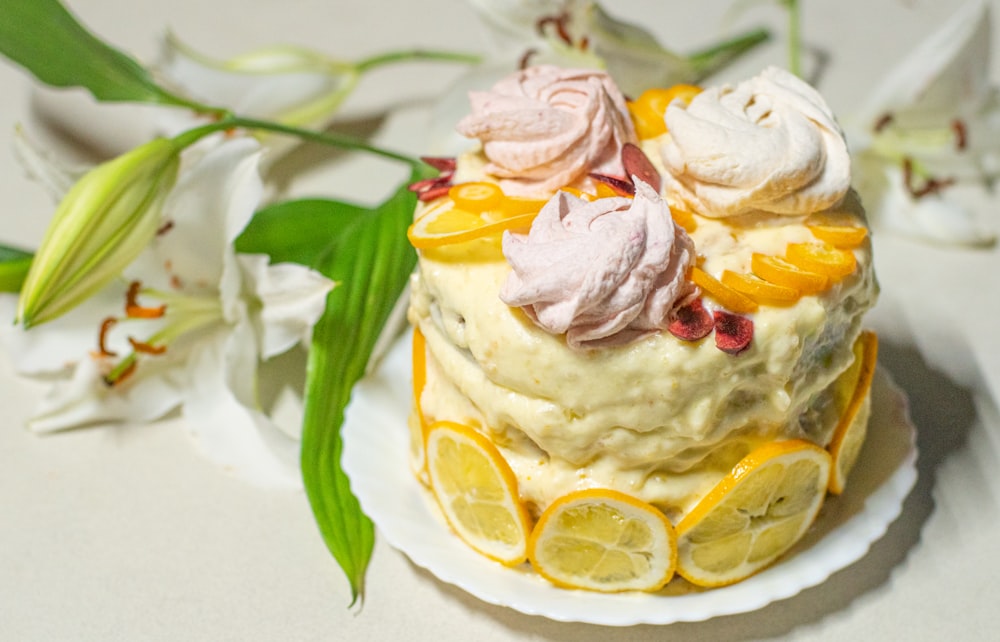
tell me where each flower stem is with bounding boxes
[783,0,802,77]
[169,117,423,170]
[355,48,481,74]
[686,26,772,79]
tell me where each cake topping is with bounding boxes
[456,65,637,197]
[660,66,850,218]
[499,180,696,349]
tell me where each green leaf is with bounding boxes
[235,198,368,268]
[0,0,199,108]
[300,171,428,605]
[0,245,33,293]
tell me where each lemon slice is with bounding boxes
[828,331,879,494]
[676,440,832,587]
[449,181,504,212]
[528,489,677,592]
[407,201,536,249]
[425,421,531,566]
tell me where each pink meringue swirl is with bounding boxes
[456,65,637,197]
[500,181,697,350]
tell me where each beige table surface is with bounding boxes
[2,1,999,640]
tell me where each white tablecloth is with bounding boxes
[2,1,998,639]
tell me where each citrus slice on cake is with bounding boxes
[784,242,857,280]
[721,270,801,306]
[425,421,531,566]
[676,440,832,587]
[691,267,759,314]
[827,330,879,494]
[528,489,677,592]
[407,201,536,249]
[750,253,829,295]
[807,224,869,249]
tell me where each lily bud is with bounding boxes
[17,137,181,328]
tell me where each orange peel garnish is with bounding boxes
[784,243,857,280]
[691,267,758,314]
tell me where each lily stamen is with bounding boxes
[952,119,967,151]
[125,280,167,318]
[537,12,573,46]
[902,157,956,198]
[874,112,894,133]
[96,317,119,357]
[128,337,167,355]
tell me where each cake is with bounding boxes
[405,64,879,591]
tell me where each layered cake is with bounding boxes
[405,65,879,591]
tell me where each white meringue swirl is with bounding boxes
[456,65,637,197]
[660,66,851,218]
[500,180,696,349]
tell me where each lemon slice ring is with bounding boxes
[828,331,879,494]
[528,488,677,593]
[407,200,536,249]
[425,421,531,566]
[676,439,832,587]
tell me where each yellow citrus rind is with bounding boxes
[827,331,879,494]
[425,421,531,566]
[750,253,829,295]
[676,440,832,587]
[691,267,759,314]
[807,224,869,249]
[407,200,536,249]
[784,242,857,280]
[721,270,801,306]
[528,488,677,592]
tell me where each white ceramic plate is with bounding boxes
[342,332,918,626]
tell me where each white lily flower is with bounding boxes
[848,0,999,246]
[1,137,334,488]
[156,33,359,134]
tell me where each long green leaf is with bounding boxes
[300,173,426,605]
[235,198,368,268]
[0,0,197,108]
[0,245,33,292]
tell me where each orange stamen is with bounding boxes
[952,119,967,151]
[125,281,166,319]
[96,317,118,357]
[128,337,167,355]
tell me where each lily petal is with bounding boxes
[856,0,991,130]
[148,137,264,295]
[27,349,186,433]
[238,254,334,360]
[180,321,301,488]
[858,159,996,246]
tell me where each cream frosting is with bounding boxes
[500,180,696,349]
[455,65,637,197]
[660,66,851,218]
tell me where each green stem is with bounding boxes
[784,0,802,77]
[686,26,772,80]
[355,48,481,74]
[169,117,422,170]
